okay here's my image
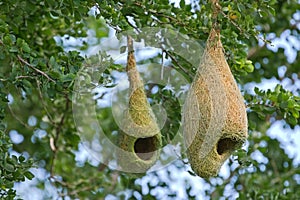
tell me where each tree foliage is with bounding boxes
[0,0,299,199]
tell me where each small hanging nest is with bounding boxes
[117,36,162,173]
[183,28,248,178]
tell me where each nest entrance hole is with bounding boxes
[134,136,159,161]
[217,138,239,155]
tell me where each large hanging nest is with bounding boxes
[183,28,248,178]
[117,36,162,173]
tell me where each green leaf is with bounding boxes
[264,106,276,113]
[24,171,34,180]
[287,99,295,109]
[291,109,299,118]
[179,0,185,8]
[269,6,276,16]
[187,170,196,176]
[120,46,127,54]
[9,46,18,53]
[254,87,260,94]
[49,56,59,70]
[279,101,288,109]
[19,156,25,162]
[222,7,229,12]
[4,163,15,172]
[287,116,297,126]
[274,84,282,94]
[61,74,75,83]
[245,63,254,73]
[11,155,18,163]
[185,4,192,12]
[22,43,31,53]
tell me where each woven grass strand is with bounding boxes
[117,36,162,173]
[183,28,248,178]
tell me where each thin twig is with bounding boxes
[8,105,31,128]
[55,96,70,143]
[160,51,164,80]
[210,0,250,38]
[163,50,193,78]
[50,95,70,176]
[211,0,220,21]
[134,1,186,26]
[271,167,300,185]
[36,79,55,124]
[15,75,35,79]
[246,102,275,109]
[124,16,141,34]
[247,44,266,59]
[51,175,106,198]
[49,176,69,187]
[270,158,280,178]
[68,186,96,196]
[218,9,245,35]
[50,145,57,176]
[17,55,55,82]
[108,171,120,192]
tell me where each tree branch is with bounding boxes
[163,50,193,78]
[15,75,34,79]
[17,55,55,83]
[50,95,70,176]
[8,105,31,128]
[36,79,55,125]
[247,44,266,59]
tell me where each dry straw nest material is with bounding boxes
[183,28,248,178]
[117,36,162,173]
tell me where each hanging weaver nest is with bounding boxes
[117,36,162,173]
[183,28,248,178]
